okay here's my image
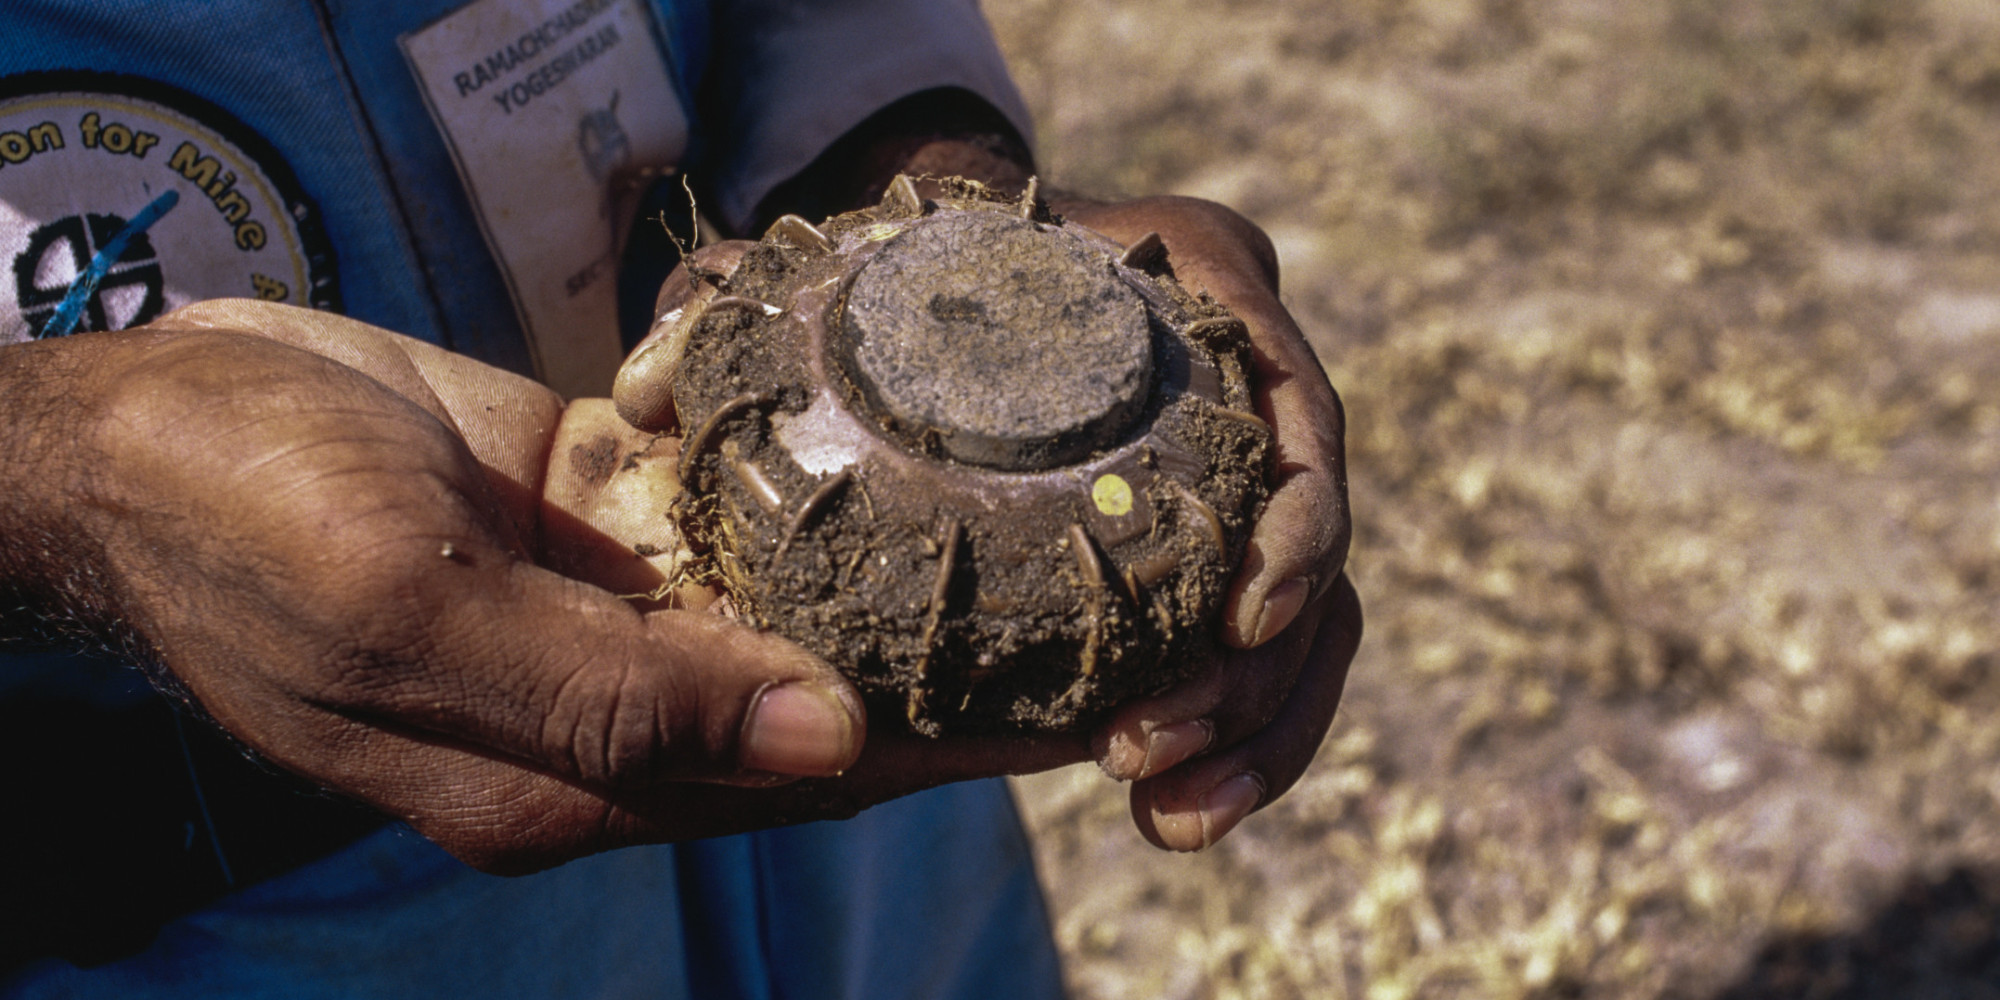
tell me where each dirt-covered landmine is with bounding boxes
[644,179,1270,734]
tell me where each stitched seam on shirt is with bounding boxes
[304,0,456,351]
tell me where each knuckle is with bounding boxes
[537,652,715,788]
[1181,663,1241,718]
[620,669,696,787]
[92,334,255,459]
[1259,479,1351,576]
[1163,197,1278,283]
[1258,728,1330,801]
[1215,651,1313,739]
[1229,682,1295,738]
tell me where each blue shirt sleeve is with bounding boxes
[698,0,1037,233]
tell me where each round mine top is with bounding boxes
[839,210,1154,470]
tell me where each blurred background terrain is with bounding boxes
[984,0,2000,997]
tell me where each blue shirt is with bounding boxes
[0,2,1060,995]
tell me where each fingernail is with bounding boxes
[1139,719,1214,779]
[615,337,668,393]
[741,683,857,776]
[1253,578,1310,646]
[1097,728,1147,781]
[1196,773,1266,849]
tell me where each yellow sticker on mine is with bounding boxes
[1092,474,1134,517]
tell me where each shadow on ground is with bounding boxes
[1715,867,2000,1000]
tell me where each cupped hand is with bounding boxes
[41,301,1081,873]
[617,201,1362,851]
[1058,196,1362,851]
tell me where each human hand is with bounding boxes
[618,198,1361,852]
[1057,196,1362,851]
[0,301,1083,873]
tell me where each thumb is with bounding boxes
[614,240,757,432]
[308,551,866,788]
[639,606,870,782]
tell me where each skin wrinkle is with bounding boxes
[308,600,452,708]
[156,387,444,436]
[203,457,456,531]
[311,700,563,816]
[286,491,482,570]
[157,313,471,447]
[196,404,459,456]
[592,657,646,787]
[412,743,677,869]
[309,640,428,710]
[561,660,608,787]
[520,628,601,780]
[1263,479,1348,559]
[642,673,683,786]
[666,623,759,779]
[386,342,472,446]
[584,656,624,788]
[504,601,697,789]
[112,335,473,497]
[218,408,466,463]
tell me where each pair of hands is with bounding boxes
[13,196,1357,872]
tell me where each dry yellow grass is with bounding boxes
[988,0,2000,996]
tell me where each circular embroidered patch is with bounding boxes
[0,71,338,343]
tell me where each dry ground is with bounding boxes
[985,1,2000,997]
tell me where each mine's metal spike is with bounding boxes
[1120,566,1143,605]
[1018,176,1044,220]
[854,478,877,520]
[926,518,962,618]
[910,517,963,723]
[774,466,853,561]
[732,459,785,513]
[1210,406,1273,436]
[1184,315,1251,346]
[677,392,772,484]
[1074,620,1102,683]
[884,173,925,217]
[1170,483,1227,553]
[1067,523,1108,592]
[1129,549,1180,589]
[764,213,837,254]
[1118,231,1167,270]
[1063,523,1109,683]
[706,294,783,317]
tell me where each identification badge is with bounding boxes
[402,0,687,398]
[0,72,339,345]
